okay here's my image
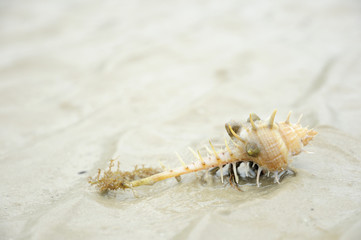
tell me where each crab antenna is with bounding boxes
[249,113,257,130]
[227,124,246,143]
[268,109,277,128]
[285,111,292,124]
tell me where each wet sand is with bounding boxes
[1,0,361,239]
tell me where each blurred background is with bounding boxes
[1,0,360,239]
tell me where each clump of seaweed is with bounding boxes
[88,160,161,193]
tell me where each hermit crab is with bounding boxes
[89,110,317,192]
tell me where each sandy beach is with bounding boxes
[1,0,361,239]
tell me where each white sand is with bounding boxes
[1,0,361,239]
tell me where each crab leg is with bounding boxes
[256,167,263,187]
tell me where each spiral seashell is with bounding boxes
[228,110,318,172]
[90,110,318,192]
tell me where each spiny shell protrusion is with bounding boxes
[227,123,246,143]
[268,109,277,128]
[225,120,241,138]
[247,113,261,122]
[249,113,257,130]
[285,111,292,124]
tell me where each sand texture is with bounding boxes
[1,0,361,239]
